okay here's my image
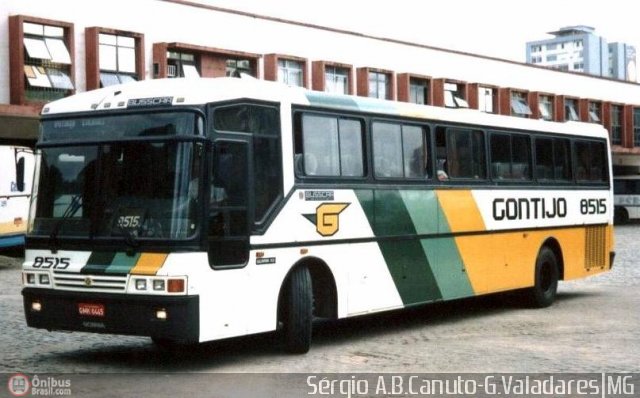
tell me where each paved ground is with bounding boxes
[0,226,638,392]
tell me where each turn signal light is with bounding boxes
[167,279,185,293]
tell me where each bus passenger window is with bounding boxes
[296,113,364,178]
[438,127,485,180]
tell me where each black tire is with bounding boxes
[614,207,629,225]
[524,246,559,308]
[281,266,313,354]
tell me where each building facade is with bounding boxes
[526,25,637,82]
[1,1,640,174]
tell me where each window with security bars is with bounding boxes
[99,33,137,87]
[22,21,74,102]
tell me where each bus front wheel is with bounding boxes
[281,266,313,354]
[524,246,559,308]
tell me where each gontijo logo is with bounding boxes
[303,203,350,237]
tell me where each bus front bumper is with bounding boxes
[22,288,199,343]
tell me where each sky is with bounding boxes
[203,0,640,63]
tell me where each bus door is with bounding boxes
[207,139,250,267]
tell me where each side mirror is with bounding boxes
[16,157,25,192]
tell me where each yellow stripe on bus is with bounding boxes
[435,190,486,233]
[130,253,168,275]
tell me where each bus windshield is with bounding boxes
[31,126,202,244]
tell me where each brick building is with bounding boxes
[1,0,640,173]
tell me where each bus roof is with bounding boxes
[43,77,608,140]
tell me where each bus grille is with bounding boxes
[584,225,606,270]
[53,272,128,292]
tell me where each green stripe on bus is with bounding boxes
[355,189,443,305]
[305,92,398,115]
[81,251,116,274]
[399,190,475,300]
[104,252,141,275]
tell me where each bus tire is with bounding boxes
[282,266,313,354]
[524,246,559,308]
[614,207,629,224]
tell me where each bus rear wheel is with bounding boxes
[281,266,313,354]
[524,246,559,308]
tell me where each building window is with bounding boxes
[546,43,557,51]
[98,33,137,87]
[510,91,532,118]
[444,82,468,108]
[546,54,558,62]
[564,98,580,121]
[573,62,584,70]
[325,66,349,94]
[153,43,259,80]
[539,95,554,121]
[277,59,303,86]
[226,59,253,77]
[478,87,494,113]
[610,105,623,145]
[21,21,74,102]
[634,108,640,146]
[588,102,601,123]
[368,71,390,99]
[409,78,429,105]
[531,45,542,52]
[167,51,199,78]
[531,56,542,64]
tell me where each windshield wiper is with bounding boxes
[49,194,83,254]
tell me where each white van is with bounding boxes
[0,145,35,249]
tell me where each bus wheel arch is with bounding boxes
[277,257,338,353]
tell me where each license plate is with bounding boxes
[78,303,105,317]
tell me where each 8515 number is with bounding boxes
[32,256,71,269]
[580,198,607,215]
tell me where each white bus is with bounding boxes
[22,77,614,353]
[614,176,640,223]
[0,145,34,249]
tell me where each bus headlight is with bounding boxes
[153,279,165,291]
[135,279,147,291]
[24,273,36,285]
[39,274,51,285]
